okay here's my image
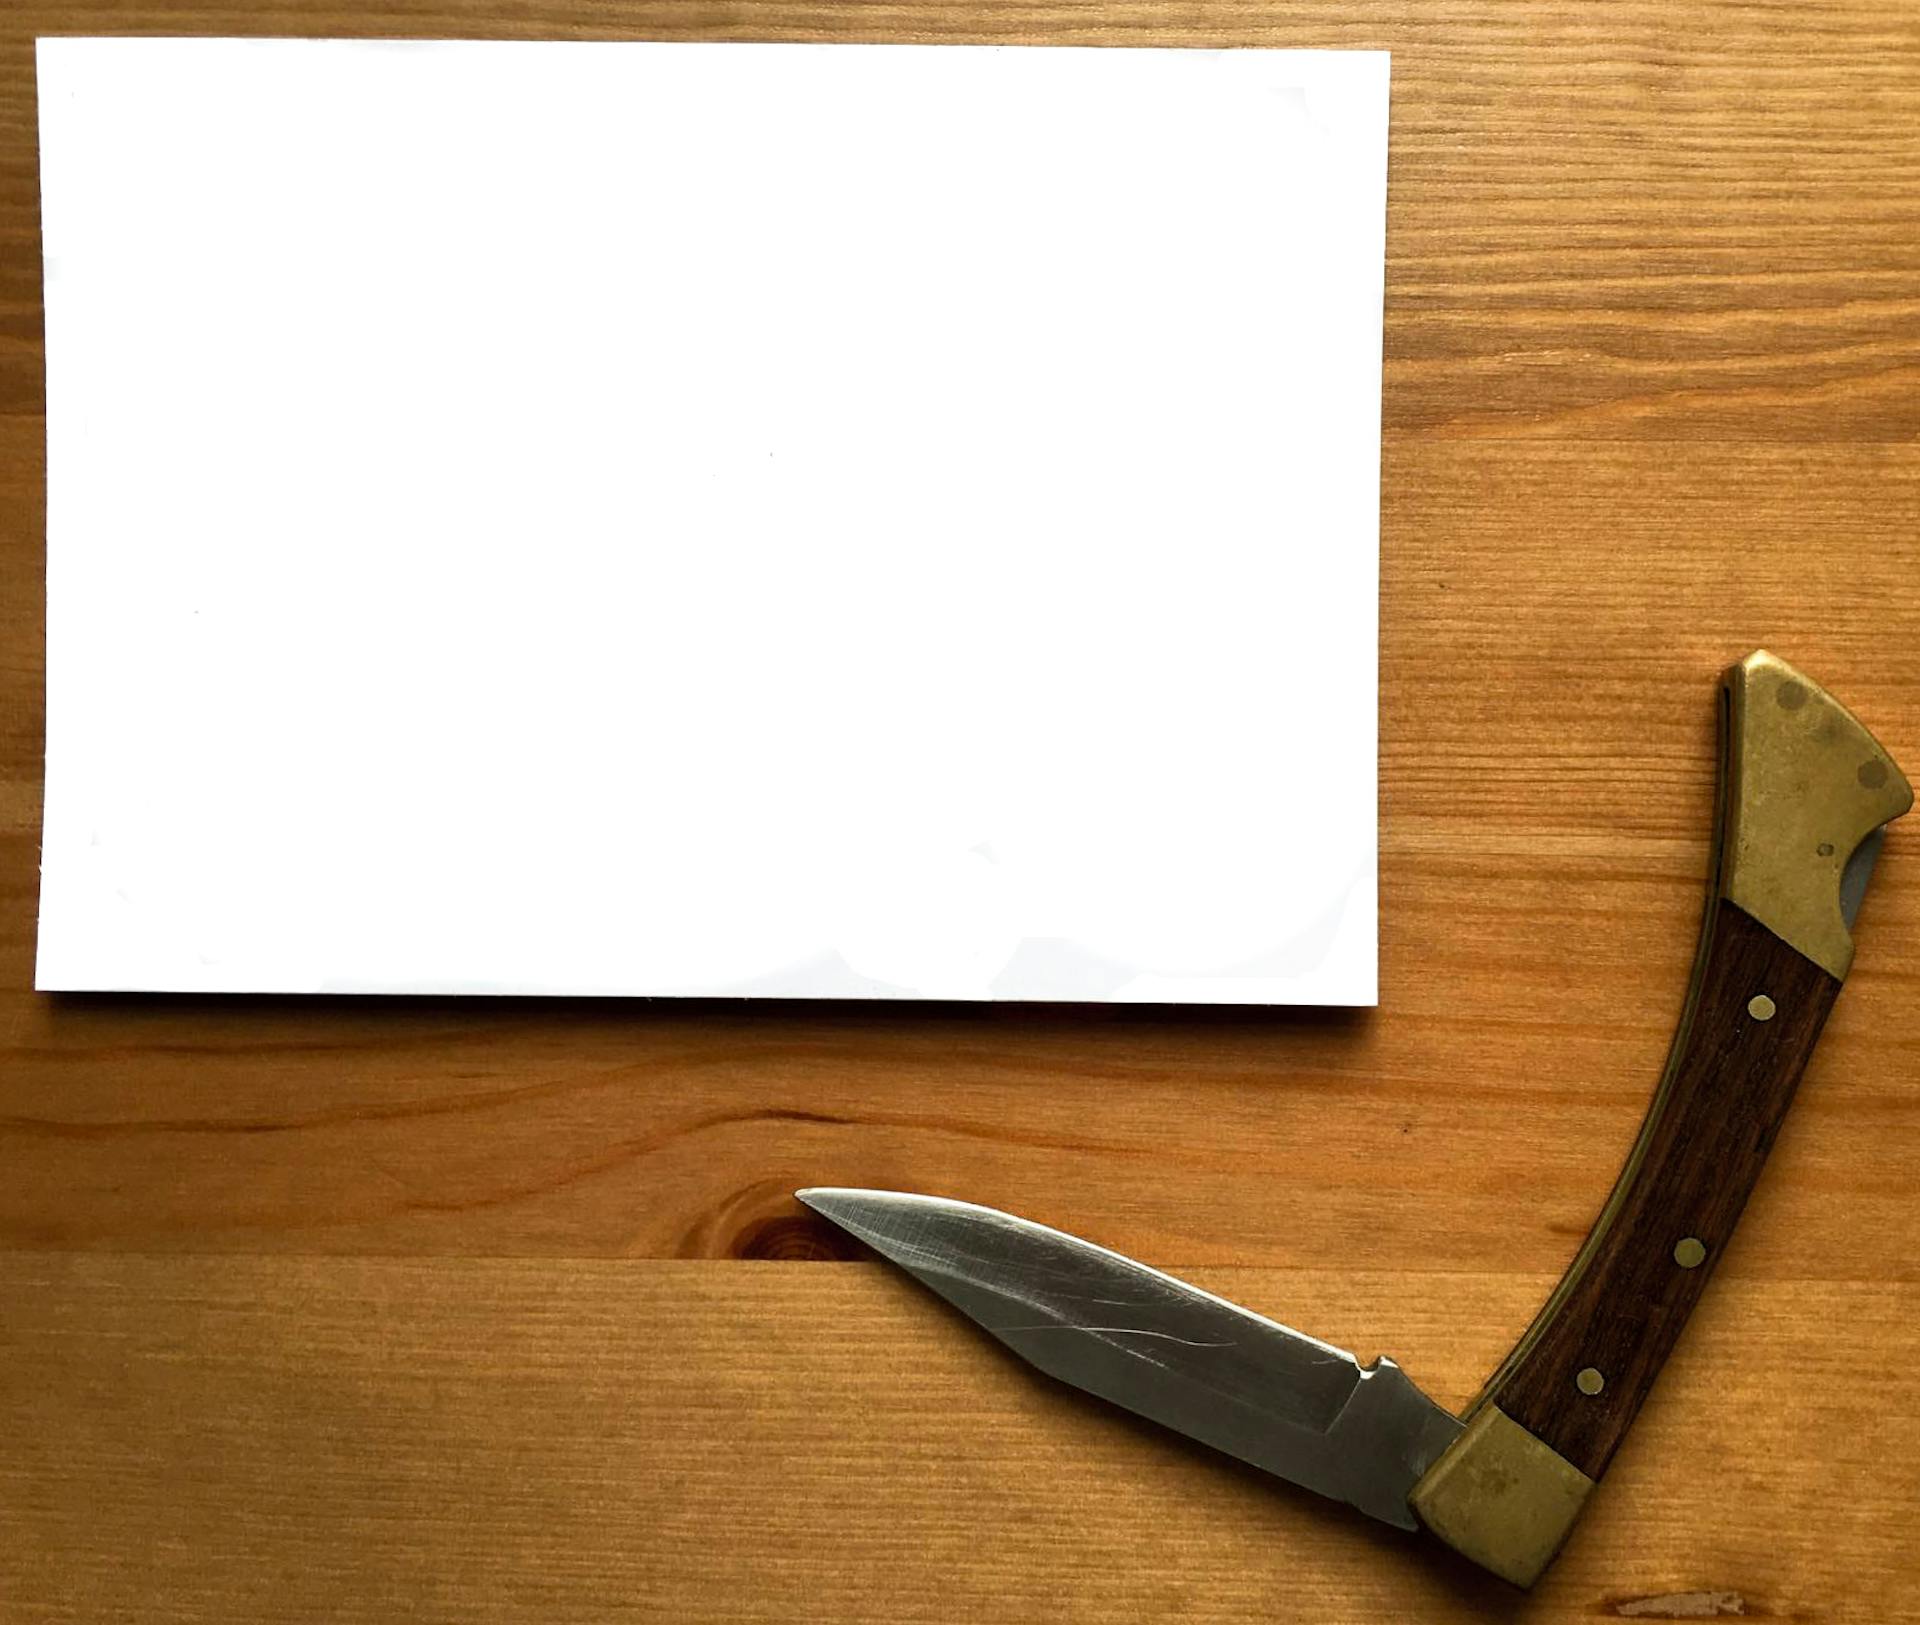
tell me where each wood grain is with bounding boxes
[3,1255,1919,1624]
[2,1,1919,1620]
[1487,902,1842,1478]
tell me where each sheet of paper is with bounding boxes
[35,38,1388,1002]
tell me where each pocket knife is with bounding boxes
[799,651,1910,1587]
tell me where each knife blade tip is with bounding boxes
[794,1185,860,1217]
[795,1186,914,1238]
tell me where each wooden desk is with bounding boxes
[3,5,1917,1620]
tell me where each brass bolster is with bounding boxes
[1722,650,1913,980]
[1407,1407,1594,1589]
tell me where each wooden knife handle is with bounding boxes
[1410,651,1911,1587]
[1480,898,1836,1472]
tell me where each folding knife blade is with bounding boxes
[797,1187,1462,1531]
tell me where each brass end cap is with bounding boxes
[1722,650,1911,980]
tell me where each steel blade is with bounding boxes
[798,1188,1462,1530]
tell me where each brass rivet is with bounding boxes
[1674,1237,1707,1269]
[1748,994,1776,1021]
[1817,841,1835,858]
[1575,1367,1605,1396]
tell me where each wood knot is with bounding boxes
[732,1214,862,1262]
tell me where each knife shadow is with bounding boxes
[993,1351,1536,1617]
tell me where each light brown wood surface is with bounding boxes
[3,3,1919,1621]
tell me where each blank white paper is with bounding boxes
[35,38,1388,1002]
